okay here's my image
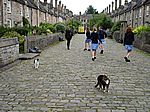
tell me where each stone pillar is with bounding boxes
[115,0,117,10]
[112,1,114,12]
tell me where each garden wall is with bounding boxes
[0,38,19,68]
[133,32,150,53]
[24,33,62,53]
[113,31,150,53]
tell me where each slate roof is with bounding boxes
[39,1,47,13]
[133,0,142,9]
[12,0,25,5]
[125,2,132,13]
[25,0,38,9]
[144,0,150,5]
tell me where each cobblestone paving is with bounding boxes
[0,34,150,112]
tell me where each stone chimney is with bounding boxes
[58,1,61,11]
[112,1,114,12]
[55,0,58,9]
[64,6,66,14]
[50,0,53,9]
[119,0,121,7]
[124,0,128,5]
[115,0,117,10]
[107,6,108,13]
[44,0,47,3]
[61,4,64,12]
[109,4,111,13]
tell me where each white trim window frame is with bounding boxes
[6,18,12,27]
[146,5,149,16]
[7,0,11,14]
[20,4,23,17]
[139,8,142,18]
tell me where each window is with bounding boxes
[139,8,142,17]
[6,19,12,27]
[146,6,149,16]
[7,0,11,13]
[26,7,29,18]
[20,4,23,16]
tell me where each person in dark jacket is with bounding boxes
[91,27,99,61]
[98,27,107,54]
[84,28,91,51]
[123,27,134,62]
[65,28,73,50]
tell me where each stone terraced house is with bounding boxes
[109,0,150,28]
[0,0,73,27]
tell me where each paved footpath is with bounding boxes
[0,34,150,112]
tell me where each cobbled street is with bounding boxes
[0,34,150,112]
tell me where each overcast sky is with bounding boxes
[41,0,129,15]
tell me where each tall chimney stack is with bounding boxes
[115,0,117,10]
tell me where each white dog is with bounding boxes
[34,59,39,69]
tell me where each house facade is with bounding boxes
[106,0,150,28]
[0,0,73,27]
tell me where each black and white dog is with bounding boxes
[95,75,110,92]
[34,59,40,69]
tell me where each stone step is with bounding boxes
[19,53,40,60]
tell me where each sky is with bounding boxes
[41,0,128,15]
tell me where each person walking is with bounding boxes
[123,27,134,62]
[65,28,73,50]
[91,27,99,61]
[98,27,107,54]
[84,28,91,51]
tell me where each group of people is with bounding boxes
[84,27,107,61]
[84,26,134,62]
[64,26,135,62]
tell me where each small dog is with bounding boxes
[34,59,39,69]
[95,75,110,92]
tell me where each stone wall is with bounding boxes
[0,38,19,68]
[24,33,61,53]
[133,32,150,53]
[113,31,150,53]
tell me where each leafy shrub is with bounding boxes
[1,31,24,44]
[111,21,122,33]
[11,27,30,36]
[39,23,56,34]
[1,31,24,53]
[23,16,30,27]
[133,25,150,36]
[54,23,66,32]
[0,26,10,37]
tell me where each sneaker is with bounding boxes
[124,57,130,62]
[92,58,95,61]
[84,48,87,51]
[88,49,91,51]
[100,50,103,54]
[94,57,96,59]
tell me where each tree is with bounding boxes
[85,5,98,14]
[89,13,113,30]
